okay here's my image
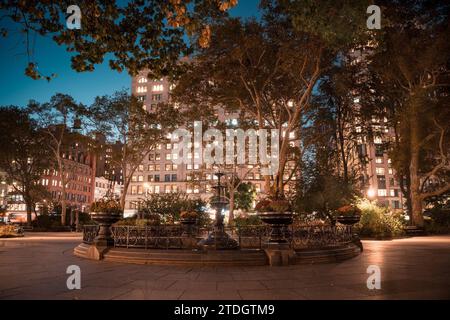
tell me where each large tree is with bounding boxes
[0,0,237,80]
[88,90,180,210]
[365,0,450,226]
[0,106,52,224]
[27,94,89,225]
[171,1,370,198]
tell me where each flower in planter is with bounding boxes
[90,198,122,214]
[255,198,292,213]
[336,205,362,216]
[255,199,273,212]
[270,199,291,213]
[180,211,198,219]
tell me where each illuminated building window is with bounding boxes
[136,86,147,93]
[374,136,383,144]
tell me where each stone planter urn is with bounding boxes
[336,215,361,225]
[180,218,197,225]
[258,212,293,244]
[91,211,122,247]
[335,205,362,226]
[180,217,197,237]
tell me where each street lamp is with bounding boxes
[367,188,376,200]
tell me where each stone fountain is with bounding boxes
[198,172,239,250]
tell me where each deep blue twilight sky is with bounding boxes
[0,1,260,107]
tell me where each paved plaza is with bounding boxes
[0,233,449,300]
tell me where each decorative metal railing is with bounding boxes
[82,223,356,249]
[236,224,355,249]
[83,225,99,244]
[289,224,354,249]
[111,225,201,249]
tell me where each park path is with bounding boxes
[0,233,449,299]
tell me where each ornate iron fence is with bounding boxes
[83,225,99,244]
[289,224,354,249]
[236,224,355,249]
[83,223,356,249]
[111,225,201,249]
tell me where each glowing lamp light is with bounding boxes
[367,188,376,199]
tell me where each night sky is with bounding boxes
[0,0,260,107]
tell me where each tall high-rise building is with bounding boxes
[93,132,124,185]
[348,46,405,211]
[126,71,299,216]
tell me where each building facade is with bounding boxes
[93,132,124,184]
[40,149,96,213]
[94,176,123,201]
[126,71,299,216]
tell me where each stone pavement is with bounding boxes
[0,233,449,300]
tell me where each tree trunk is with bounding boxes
[61,198,67,225]
[120,179,130,211]
[75,209,79,232]
[70,207,74,226]
[409,93,424,227]
[410,148,423,227]
[228,190,235,224]
[26,202,32,226]
[58,158,67,225]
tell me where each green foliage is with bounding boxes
[233,182,256,211]
[356,199,405,238]
[0,225,23,238]
[78,212,96,226]
[361,1,450,226]
[0,1,236,80]
[0,106,53,224]
[293,171,359,221]
[196,210,212,227]
[424,204,450,234]
[172,14,329,197]
[233,214,263,228]
[88,90,181,209]
[274,0,372,48]
[138,193,206,224]
[90,199,122,214]
[31,214,62,230]
[114,217,160,226]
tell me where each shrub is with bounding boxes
[424,207,450,234]
[32,214,61,229]
[138,193,206,223]
[356,199,405,238]
[90,198,122,214]
[0,225,23,238]
[233,214,263,228]
[78,212,96,226]
[114,217,161,227]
